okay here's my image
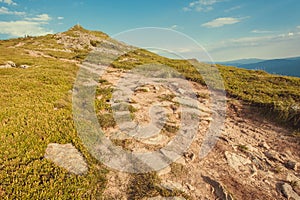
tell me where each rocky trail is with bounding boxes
[79,39,300,200]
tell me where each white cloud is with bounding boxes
[297,26,300,29]
[0,7,25,15]
[209,31,300,52]
[57,16,64,20]
[225,5,242,12]
[170,25,178,29]
[202,17,242,28]
[183,0,222,12]
[25,14,51,21]
[0,0,17,5]
[208,32,300,60]
[0,20,53,37]
[252,29,273,34]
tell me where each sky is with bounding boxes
[0,0,300,61]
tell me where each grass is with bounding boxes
[0,28,111,199]
[237,144,249,152]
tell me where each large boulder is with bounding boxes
[44,143,88,175]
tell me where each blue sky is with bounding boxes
[0,0,300,61]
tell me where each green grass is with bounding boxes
[0,31,110,199]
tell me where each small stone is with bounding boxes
[186,183,195,191]
[202,117,213,122]
[287,173,300,183]
[161,181,185,192]
[154,86,160,91]
[264,150,283,162]
[147,196,186,200]
[174,157,186,165]
[225,151,251,172]
[7,61,16,68]
[202,176,234,200]
[285,160,298,171]
[135,86,150,92]
[280,183,300,199]
[157,166,171,176]
[259,142,270,150]
[19,64,30,69]
[183,152,196,162]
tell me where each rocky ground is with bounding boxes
[93,66,300,200]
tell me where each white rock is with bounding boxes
[225,151,251,172]
[44,143,88,175]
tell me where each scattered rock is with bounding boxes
[202,176,234,200]
[225,151,251,172]
[285,160,298,171]
[154,86,160,91]
[44,143,88,175]
[161,181,185,192]
[141,134,169,145]
[0,61,30,69]
[287,173,300,183]
[6,61,16,68]
[174,157,186,166]
[19,64,30,69]
[287,173,300,196]
[147,196,186,200]
[135,86,150,92]
[280,183,300,200]
[183,152,196,162]
[264,150,283,162]
[186,183,195,191]
[259,142,270,150]
[157,166,171,176]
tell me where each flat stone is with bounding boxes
[141,134,169,145]
[157,166,171,176]
[202,176,234,200]
[287,173,300,183]
[225,151,251,172]
[285,160,298,171]
[161,181,185,192]
[7,61,16,67]
[44,143,88,175]
[19,64,30,69]
[147,196,186,200]
[264,150,283,162]
[280,183,300,200]
[135,86,150,92]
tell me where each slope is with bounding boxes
[0,25,299,199]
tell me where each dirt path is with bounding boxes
[86,65,300,200]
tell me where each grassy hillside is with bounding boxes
[0,26,109,199]
[0,26,299,198]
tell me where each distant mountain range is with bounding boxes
[216,57,300,77]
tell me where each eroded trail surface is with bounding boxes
[78,39,300,200]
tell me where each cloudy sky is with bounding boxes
[0,0,300,61]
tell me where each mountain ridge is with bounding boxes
[217,56,300,78]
